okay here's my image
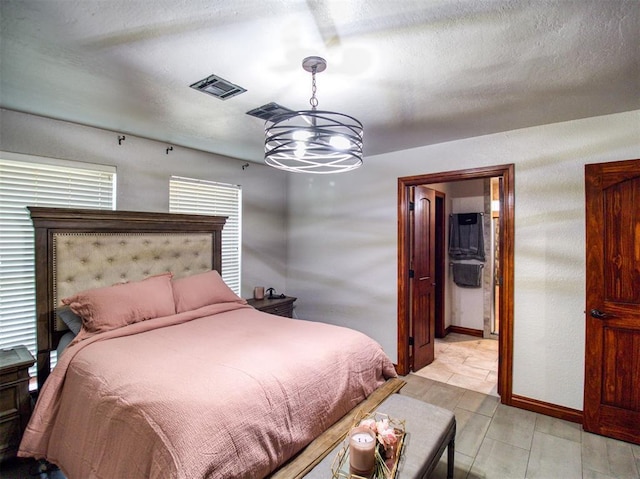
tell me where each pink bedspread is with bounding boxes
[19,302,396,478]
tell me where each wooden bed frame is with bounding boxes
[27,207,405,478]
[28,207,227,390]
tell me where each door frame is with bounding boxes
[397,164,515,404]
[434,191,446,339]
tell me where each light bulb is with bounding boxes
[294,142,307,158]
[293,130,312,141]
[330,135,350,150]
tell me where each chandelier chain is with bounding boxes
[309,67,319,109]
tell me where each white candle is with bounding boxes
[349,426,376,477]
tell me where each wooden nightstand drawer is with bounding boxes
[0,384,19,418]
[0,346,35,462]
[0,368,30,418]
[0,415,21,456]
[260,303,294,317]
[0,370,20,385]
[246,296,297,318]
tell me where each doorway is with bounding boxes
[397,164,515,405]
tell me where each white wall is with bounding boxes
[287,110,640,411]
[0,108,289,298]
[4,107,639,411]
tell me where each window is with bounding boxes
[0,152,116,366]
[169,176,241,294]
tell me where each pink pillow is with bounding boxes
[62,273,175,334]
[172,270,245,313]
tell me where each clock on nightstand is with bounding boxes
[246,296,296,318]
[0,345,35,462]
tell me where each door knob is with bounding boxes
[590,309,612,320]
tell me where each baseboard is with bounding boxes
[510,394,583,424]
[446,325,484,338]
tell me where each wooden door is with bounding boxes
[584,158,640,445]
[412,186,436,370]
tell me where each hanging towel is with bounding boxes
[449,213,486,261]
[452,263,483,288]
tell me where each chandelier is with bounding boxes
[264,56,364,174]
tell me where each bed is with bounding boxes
[18,207,398,479]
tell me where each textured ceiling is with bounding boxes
[1,0,638,163]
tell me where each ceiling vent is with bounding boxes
[246,102,295,122]
[190,74,246,100]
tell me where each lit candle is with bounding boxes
[349,426,376,477]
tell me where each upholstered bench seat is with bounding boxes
[305,393,456,478]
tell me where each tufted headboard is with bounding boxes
[29,207,227,389]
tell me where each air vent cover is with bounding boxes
[246,102,295,121]
[190,74,246,100]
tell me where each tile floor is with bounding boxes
[414,332,499,396]
[400,373,640,479]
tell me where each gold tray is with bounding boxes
[331,411,406,479]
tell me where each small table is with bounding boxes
[304,393,456,479]
[0,346,35,462]
[246,295,296,318]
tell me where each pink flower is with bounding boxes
[378,428,398,447]
[359,418,377,432]
[375,419,389,434]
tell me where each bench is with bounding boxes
[304,393,456,479]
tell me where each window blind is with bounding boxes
[0,152,116,369]
[169,176,242,294]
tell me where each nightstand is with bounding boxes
[0,346,35,462]
[246,296,297,318]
